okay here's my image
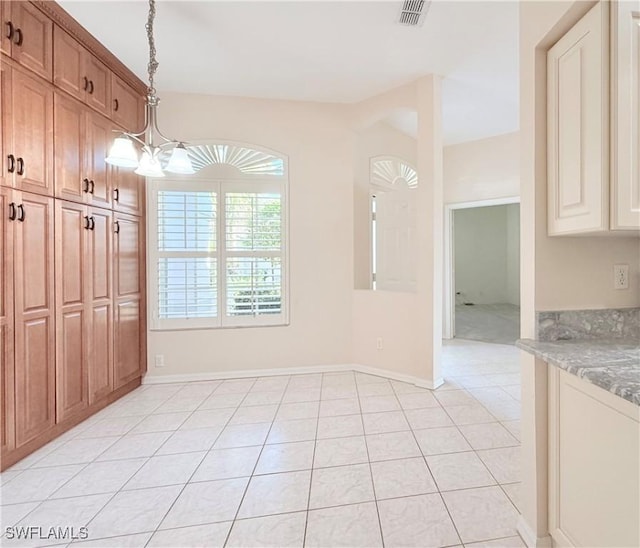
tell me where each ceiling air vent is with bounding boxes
[398,0,431,27]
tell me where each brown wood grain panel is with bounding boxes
[13,191,55,447]
[54,93,85,202]
[11,68,53,196]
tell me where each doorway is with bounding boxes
[443,198,520,345]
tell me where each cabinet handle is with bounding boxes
[7,154,15,173]
[5,21,13,41]
[114,98,119,112]
[114,220,120,234]
[88,80,94,95]
[114,188,119,202]
[16,157,24,176]
[83,76,89,91]
[8,202,16,221]
[14,28,22,46]
[90,180,95,194]
[90,216,95,230]
[17,204,25,222]
[84,215,90,230]
[82,178,90,193]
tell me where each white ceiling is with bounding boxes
[59,1,519,145]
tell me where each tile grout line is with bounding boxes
[389,379,465,547]
[354,374,387,548]
[301,373,325,547]
[220,375,294,548]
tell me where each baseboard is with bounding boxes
[142,363,442,390]
[517,515,552,548]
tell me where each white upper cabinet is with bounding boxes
[547,2,609,236]
[611,1,640,230]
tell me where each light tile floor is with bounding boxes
[1,339,523,547]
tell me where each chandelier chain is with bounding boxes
[145,0,159,97]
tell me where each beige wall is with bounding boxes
[444,132,520,204]
[353,122,417,289]
[146,93,355,377]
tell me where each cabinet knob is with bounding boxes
[5,21,13,41]
[83,76,89,91]
[7,154,15,173]
[88,80,94,95]
[90,180,95,194]
[90,216,95,231]
[17,204,25,222]
[114,220,120,234]
[83,178,90,193]
[14,27,22,46]
[114,98,119,112]
[8,202,16,221]
[114,188,119,202]
[84,215,91,230]
[16,157,24,176]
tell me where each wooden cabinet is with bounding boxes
[1,187,15,456]
[0,61,11,190]
[611,1,640,230]
[2,1,53,81]
[5,67,53,196]
[88,207,113,403]
[53,28,110,116]
[547,2,609,236]
[54,200,88,422]
[114,213,143,388]
[1,1,146,471]
[111,76,143,132]
[13,191,55,447]
[54,93,112,208]
[548,367,640,547]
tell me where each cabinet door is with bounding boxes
[111,76,142,132]
[54,93,86,203]
[86,56,110,116]
[0,62,12,189]
[54,200,89,422]
[611,2,640,230]
[11,69,53,196]
[14,192,55,447]
[52,27,85,102]
[114,213,142,388]
[8,2,53,81]
[0,1,11,56]
[547,2,609,235]
[86,113,112,208]
[88,207,113,403]
[1,187,15,455]
[113,166,144,216]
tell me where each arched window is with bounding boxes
[370,156,418,190]
[149,142,288,330]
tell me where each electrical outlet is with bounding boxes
[376,337,384,350]
[614,264,629,290]
[155,354,165,367]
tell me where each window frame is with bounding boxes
[148,158,289,331]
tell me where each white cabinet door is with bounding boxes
[547,2,609,235]
[611,1,640,230]
[375,188,416,292]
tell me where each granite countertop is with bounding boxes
[517,338,640,406]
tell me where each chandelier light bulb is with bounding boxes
[135,149,165,178]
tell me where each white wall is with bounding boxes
[454,204,519,306]
[444,132,520,204]
[146,93,355,377]
[506,203,520,305]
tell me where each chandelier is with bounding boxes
[105,0,194,177]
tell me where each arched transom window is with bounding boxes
[370,156,418,190]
